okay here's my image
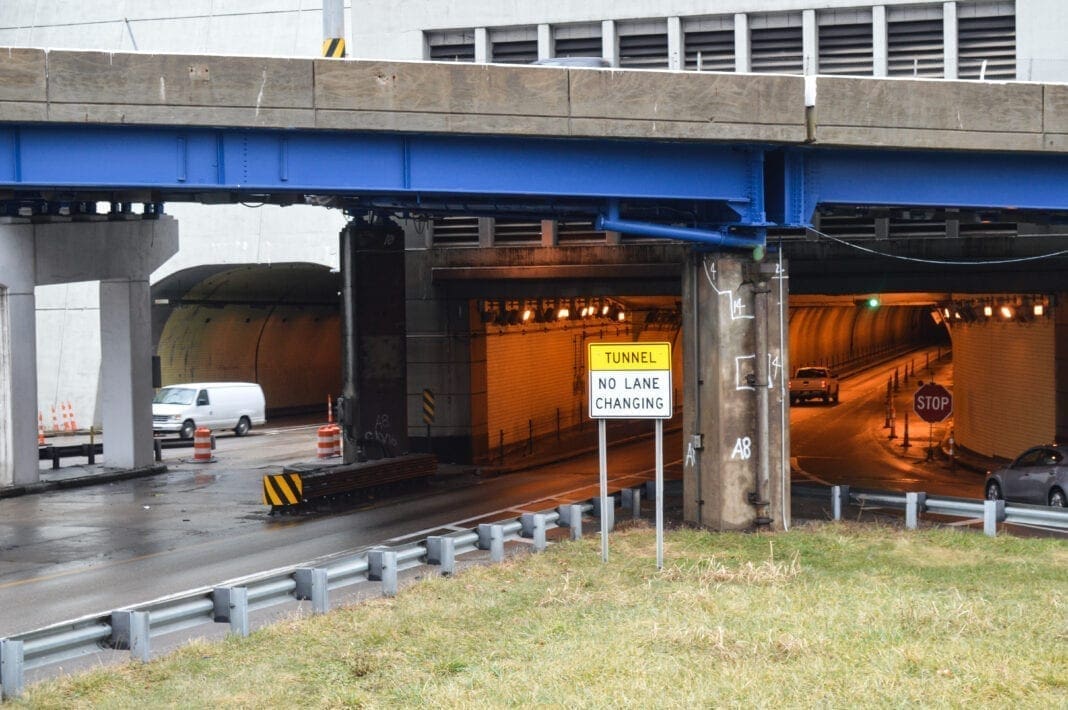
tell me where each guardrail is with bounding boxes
[830,485,1068,535]
[0,486,649,699]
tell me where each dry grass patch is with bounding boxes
[13,522,1067,709]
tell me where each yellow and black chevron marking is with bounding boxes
[263,472,303,507]
[321,38,346,58]
[422,388,435,425]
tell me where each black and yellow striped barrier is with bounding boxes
[422,388,435,425]
[263,471,303,507]
[321,38,345,58]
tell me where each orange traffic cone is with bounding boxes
[51,405,60,433]
[66,401,78,432]
[38,411,46,445]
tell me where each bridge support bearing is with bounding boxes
[682,252,790,531]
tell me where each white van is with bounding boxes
[152,382,266,439]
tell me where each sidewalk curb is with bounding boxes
[0,464,169,499]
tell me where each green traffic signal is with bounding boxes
[867,297,880,308]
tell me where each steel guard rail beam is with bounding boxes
[0,487,639,699]
[830,485,1068,535]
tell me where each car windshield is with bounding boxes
[796,368,827,378]
[153,387,195,405]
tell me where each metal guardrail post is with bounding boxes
[557,504,583,540]
[477,523,505,562]
[644,480,656,501]
[213,587,249,637]
[425,536,456,575]
[368,550,398,597]
[592,495,615,531]
[905,492,927,530]
[622,488,642,520]
[111,610,150,662]
[832,485,850,521]
[984,499,1005,537]
[1,638,25,700]
[519,513,548,552]
[294,568,330,614]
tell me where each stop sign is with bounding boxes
[914,382,952,423]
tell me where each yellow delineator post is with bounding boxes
[321,38,345,58]
[588,342,672,568]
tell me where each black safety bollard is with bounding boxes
[902,411,911,449]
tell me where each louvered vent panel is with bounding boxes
[553,23,602,58]
[431,216,479,246]
[958,14,1015,79]
[818,22,873,75]
[619,31,669,69]
[427,30,475,62]
[558,220,605,243]
[888,19,943,77]
[751,25,803,73]
[684,29,734,71]
[491,27,538,64]
[493,219,541,244]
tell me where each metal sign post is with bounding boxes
[588,342,672,567]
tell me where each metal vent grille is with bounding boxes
[618,21,669,69]
[430,216,479,246]
[553,23,602,58]
[818,21,873,76]
[684,29,734,71]
[750,24,803,74]
[493,219,541,244]
[427,30,475,62]
[491,27,538,64]
[558,220,606,243]
[888,18,944,77]
[958,13,1015,79]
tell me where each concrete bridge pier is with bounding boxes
[0,218,178,487]
[682,251,790,531]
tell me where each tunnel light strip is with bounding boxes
[807,228,1068,265]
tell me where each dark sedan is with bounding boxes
[985,445,1068,507]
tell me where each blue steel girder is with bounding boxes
[788,147,1068,225]
[0,124,760,218]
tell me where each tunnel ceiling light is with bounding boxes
[617,310,626,322]
[1034,303,1045,317]
[557,307,569,320]
[1000,305,1014,319]
[983,305,993,317]
[522,308,533,322]
[942,307,951,318]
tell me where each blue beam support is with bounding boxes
[0,125,755,204]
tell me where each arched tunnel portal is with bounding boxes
[152,263,341,418]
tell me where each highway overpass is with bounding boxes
[1,49,1066,528]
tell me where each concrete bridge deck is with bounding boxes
[2,47,1068,154]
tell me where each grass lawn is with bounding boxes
[14,521,1067,708]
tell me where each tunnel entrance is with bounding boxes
[151,263,341,418]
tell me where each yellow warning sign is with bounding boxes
[588,342,673,419]
[588,342,672,371]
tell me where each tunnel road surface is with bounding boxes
[0,426,682,637]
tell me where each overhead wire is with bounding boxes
[805,226,1068,265]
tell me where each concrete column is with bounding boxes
[667,17,682,71]
[100,278,155,469]
[872,6,888,77]
[734,14,750,73]
[802,10,817,75]
[601,20,618,67]
[339,218,409,462]
[540,220,558,247]
[682,252,789,531]
[474,28,489,64]
[478,218,495,248]
[0,225,39,488]
[537,24,552,60]
[943,2,958,80]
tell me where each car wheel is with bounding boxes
[1050,488,1067,508]
[822,393,830,404]
[985,481,1003,501]
[833,389,840,404]
[179,419,196,440]
[234,416,251,437]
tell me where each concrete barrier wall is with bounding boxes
[7,46,1068,152]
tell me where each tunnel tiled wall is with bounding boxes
[485,322,683,453]
[788,305,942,369]
[951,319,1055,459]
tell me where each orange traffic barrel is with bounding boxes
[192,427,214,463]
[329,424,341,457]
[317,425,335,459]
